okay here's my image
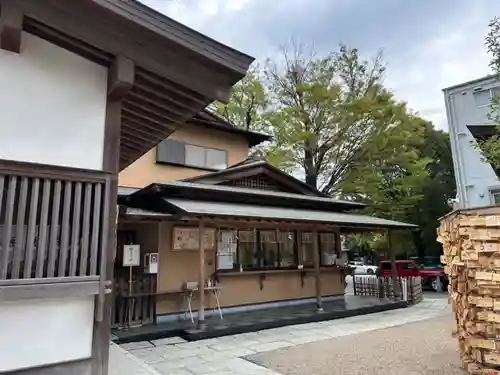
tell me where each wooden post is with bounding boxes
[312,230,323,311]
[198,221,206,330]
[388,231,401,300]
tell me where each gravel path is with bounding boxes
[247,315,465,375]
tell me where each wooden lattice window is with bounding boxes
[0,162,110,280]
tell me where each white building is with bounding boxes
[444,75,500,209]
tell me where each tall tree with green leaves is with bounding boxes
[212,68,268,132]
[410,123,456,256]
[261,43,414,193]
[340,115,430,221]
[475,17,500,168]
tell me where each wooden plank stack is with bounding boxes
[438,209,500,374]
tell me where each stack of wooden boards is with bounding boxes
[438,209,500,375]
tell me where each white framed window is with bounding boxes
[492,191,500,205]
[157,139,228,170]
[474,87,500,108]
[474,90,492,107]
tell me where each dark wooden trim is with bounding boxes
[102,100,122,173]
[0,278,100,302]
[18,0,247,102]
[155,160,223,173]
[0,159,110,182]
[312,230,322,311]
[197,221,206,329]
[93,75,122,372]
[0,2,23,53]
[108,55,135,100]
[11,358,92,375]
[91,0,254,74]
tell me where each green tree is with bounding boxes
[262,43,413,193]
[343,122,456,257]
[410,123,456,256]
[475,17,500,168]
[212,68,268,132]
[340,115,430,220]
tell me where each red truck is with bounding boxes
[379,260,448,292]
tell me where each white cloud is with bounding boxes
[385,3,494,129]
[142,0,500,131]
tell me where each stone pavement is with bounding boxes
[113,295,450,375]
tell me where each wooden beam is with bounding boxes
[198,220,206,330]
[108,55,135,100]
[0,3,23,53]
[136,69,207,107]
[312,230,323,311]
[102,100,122,172]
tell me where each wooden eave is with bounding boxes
[125,182,365,213]
[188,111,271,147]
[5,0,255,171]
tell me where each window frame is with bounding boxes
[491,190,500,205]
[300,231,340,268]
[474,87,500,108]
[218,229,299,272]
[156,139,228,171]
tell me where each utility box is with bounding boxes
[144,253,159,274]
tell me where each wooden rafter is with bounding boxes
[0,3,22,53]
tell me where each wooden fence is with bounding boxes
[353,275,423,304]
[111,275,156,329]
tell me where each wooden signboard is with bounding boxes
[172,227,215,251]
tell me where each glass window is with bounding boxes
[237,230,257,270]
[301,232,315,266]
[493,191,500,205]
[402,262,417,270]
[206,148,228,169]
[260,231,278,268]
[492,87,500,100]
[278,231,297,267]
[381,262,392,270]
[474,90,492,107]
[320,233,337,266]
[185,144,206,168]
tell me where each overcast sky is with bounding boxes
[143,0,500,130]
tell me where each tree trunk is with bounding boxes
[304,141,317,188]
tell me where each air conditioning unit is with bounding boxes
[144,253,159,274]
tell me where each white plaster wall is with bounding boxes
[0,296,95,372]
[0,32,107,170]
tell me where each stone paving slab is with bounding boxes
[115,296,451,375]
[109,343,161,375]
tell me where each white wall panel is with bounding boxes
[0,32,107,170]
[0,296,94,372]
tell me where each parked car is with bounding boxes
[379,260,420,278]
[352,263,379,275]
[379,259,448,292]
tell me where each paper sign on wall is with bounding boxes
[217,230,237,270]
[123,244,140,267]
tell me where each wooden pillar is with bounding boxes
[92,55,134,375]
[312,230,323,311]
[198,221,206,329]
[388,231,401,300]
